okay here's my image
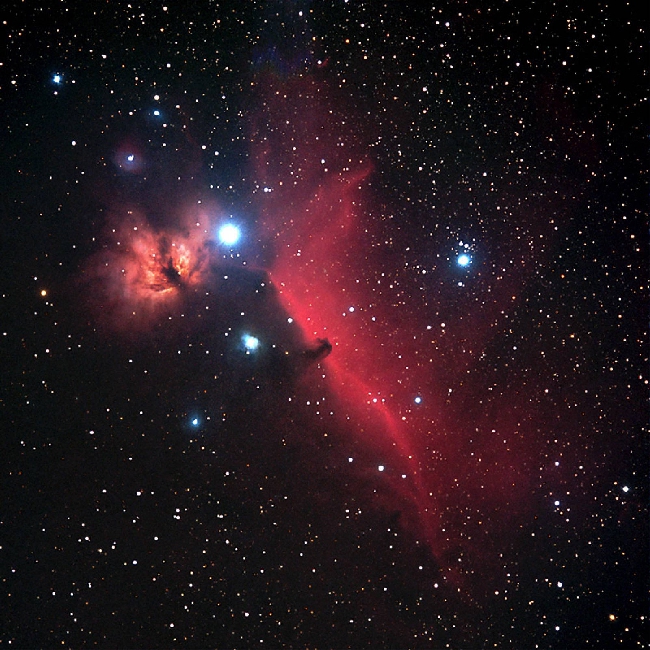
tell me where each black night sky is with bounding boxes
[1,1,647,648]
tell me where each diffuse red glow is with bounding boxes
[249,74,563,587]
[250,78,441,543]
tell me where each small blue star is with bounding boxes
[242,334,260,352]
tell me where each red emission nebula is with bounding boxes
[85,72,576,594]
[247,74,565,588]
[84,205,215,332]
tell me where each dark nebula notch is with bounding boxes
[302,337,332,361]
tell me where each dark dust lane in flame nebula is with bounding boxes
[79,204,215,336]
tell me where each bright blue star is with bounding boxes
[242,334,260,353]
[53,74,62,84]
[218,223,241,246]
[191,417,200,427]
[457,253,471,267]
[414,396,422,404]
[153,109,161,116]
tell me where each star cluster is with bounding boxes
[1,1,647,648]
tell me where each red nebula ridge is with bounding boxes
[250,77,440,545]
[249,74,569,589]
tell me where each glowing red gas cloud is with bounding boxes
[250,76,442,543]
[248,73,572,589]
[81,205,214,334]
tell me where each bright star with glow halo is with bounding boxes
[457,253,471,267]
[218,223,241,246]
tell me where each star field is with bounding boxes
[1,1,647,648]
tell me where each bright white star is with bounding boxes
[218,223,241,246]
[53,74,62,84]
[457,253,471,267]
